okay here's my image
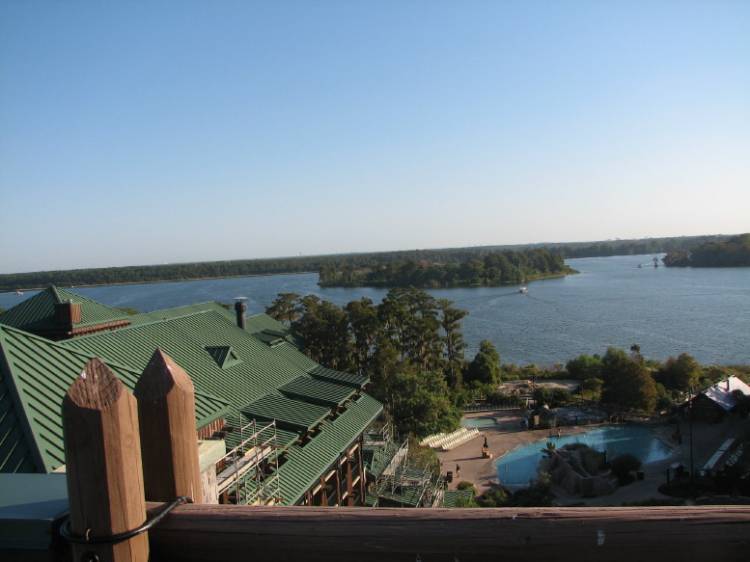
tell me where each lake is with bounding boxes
[2,254,749,365]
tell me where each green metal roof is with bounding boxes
[241,394,331,432]
[0,286,130,334]
[244,313,289,335]
[278,393,382,505]
[63,310,309,412]
[310,365,369,389]
[129,301,235,324]
[280,375,356,407]
[0,324,231,473]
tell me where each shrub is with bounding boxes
[476,487,508,507]
[610,453,642,485]
[549,388,573,406]
[456,481,477,493]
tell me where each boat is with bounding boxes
[15,289,23,296]
[519,286,528,294]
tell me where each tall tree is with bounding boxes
[291,296,351,370]
[658,353,701,392]
[438,298,467,388]
[345,298,380,375]
[388,367,461,437]
[601,348,657,413]
[379,289,442,370]
[266,292,301,324]
[465,340,501,387]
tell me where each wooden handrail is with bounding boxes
[146,503,750,562]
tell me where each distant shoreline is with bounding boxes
[0,270,319,295]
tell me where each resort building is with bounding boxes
[0,287,383,507]
[687,376,750,422]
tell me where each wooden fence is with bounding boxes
[50,351,750,562]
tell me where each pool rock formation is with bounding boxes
[539,443,616,497]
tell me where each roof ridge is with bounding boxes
[69,309,221,339]
[49,285,64,304]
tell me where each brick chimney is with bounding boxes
[55,300,82,327]
[234,298,247,330]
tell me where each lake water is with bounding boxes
[2,254,749,365]
[495,425,673,488]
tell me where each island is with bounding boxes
[663,233,750,268]
[318,248,577,288]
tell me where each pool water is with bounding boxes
[462,417,499,429]
[495,425,672,488]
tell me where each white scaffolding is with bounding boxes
[215,418,282,505]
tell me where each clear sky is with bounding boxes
[1,1,748,273]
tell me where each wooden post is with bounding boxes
[134,349,203,503]
[334,462,342,506]
[319,476,328,506]
[62,358,149,562]
[357,439,366,502]
[346,455,355,506]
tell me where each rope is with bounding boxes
[60,496,190,545]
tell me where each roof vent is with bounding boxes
[205,345,242,369]
[233,297,247,330]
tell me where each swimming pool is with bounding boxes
[495,425,673,488]
[462,416,499,429]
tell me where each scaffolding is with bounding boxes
[364,421,393,447]
[215,418,282,505]
[374,463,445,508]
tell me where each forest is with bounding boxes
[0,234,727,292]
[663,233,750,267]
[318,248,575,287]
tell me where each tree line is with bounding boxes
[0,234,728,292]
[663,233,750,268]
[318,248,574,288]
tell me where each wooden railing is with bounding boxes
[145,503,750,562]
[54,351,750,562]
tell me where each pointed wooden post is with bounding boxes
[63,358,149,562]
[134,349,203,503]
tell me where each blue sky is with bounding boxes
[1,1,748,273]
